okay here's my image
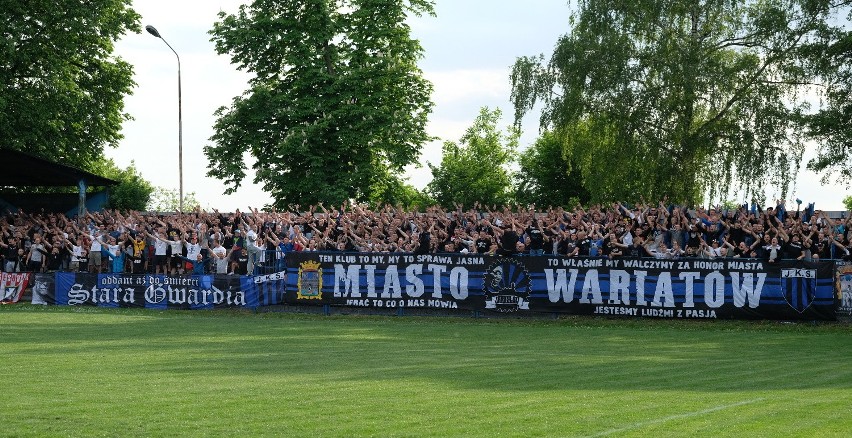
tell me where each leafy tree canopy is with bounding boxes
[427,107,518,209]
[0,0,140,168]
[511,0,852,205]
[515,131,590,208]
[367,171,434,211]
[206,0,435,208]
[147,187,202,213]
[89,159,154,211]
[804,21,852,184]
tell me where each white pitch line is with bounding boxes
[585,397,766,437]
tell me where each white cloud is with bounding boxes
[426,69,510,105]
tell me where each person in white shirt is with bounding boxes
[146,229,170,274]
[184,233,202,262]
[708,241,723,257]
[148,230,184,275]
[247,236,267,275]
[246,225,258,246]
[210,239,228,274]
[89,230,103,273]
[64,235,85,272]
[645,240,673,259]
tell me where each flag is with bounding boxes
[0,272,31,304]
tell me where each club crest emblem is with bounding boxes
[780,268,817,313]
[483,258,531,312]
[297,260,323,300]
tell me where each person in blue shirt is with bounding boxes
[265,229,293,272]
[101,243,126,274]
[178,253,210,275]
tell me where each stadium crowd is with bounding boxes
[1,199,851,276]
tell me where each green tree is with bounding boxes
[89,160,154,211]
[515,131,590,208]
[843,195,852,212]
[367,172,434,211]
[0,1,140,168]
[146,187,202,212]
[719,199,742,212]
[804,27,852,185]
[206,0,435,208]
[427,107,518,209]
[511,0,851,205]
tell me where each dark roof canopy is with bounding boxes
[0,149,117,187]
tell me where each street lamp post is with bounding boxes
[145,24,183,212]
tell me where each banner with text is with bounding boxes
[282,253,837,320]
[32,272,257,309]
[30,254,837,320]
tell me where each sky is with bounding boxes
[110,0,849,212]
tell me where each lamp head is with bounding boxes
[145,25,161,38]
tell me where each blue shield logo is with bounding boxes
[781,268,817,313]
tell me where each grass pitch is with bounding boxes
[1,306,851,437]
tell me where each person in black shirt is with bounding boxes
[625,236,647,258]
[496,218,519,257]
[727,221,746,246]
[753,234,772,260]
[686,226,702,249]
[576,231,592,257]
[414,221,435,255]
[128,251,146,274]
[1,238,21,272]
[557,232,578,257]
[526,220,545,256]
[733,240,759,258]
[474,232,491,254]
[45,246,63,271]
[602,233,625,259]
[77,250,89,272]
[230,247,249,275]
[782,233,804,260]
[711,220,728,244]
[514,241,528,256]
[222,227,235,253]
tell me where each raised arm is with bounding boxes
[830,233,849,253]
[265,229,280,246]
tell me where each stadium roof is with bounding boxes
[0,148,117,187]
